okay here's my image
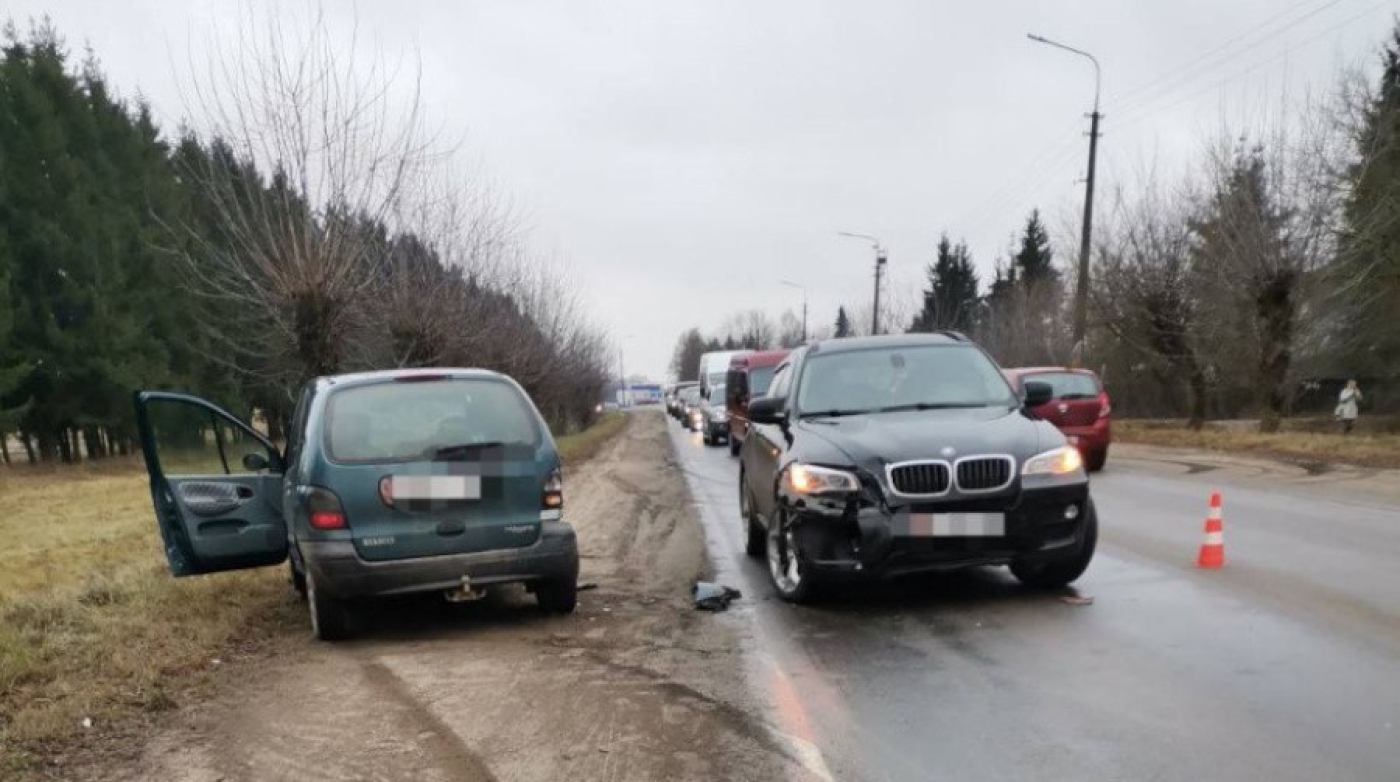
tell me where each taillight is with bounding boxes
[542,468,563,511]
[1099,393,1112,419]
[302,486,348,530]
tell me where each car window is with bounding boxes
[284,385,313,467]
[796,345,1016,414]
[324,378,542,464]
[1026,372,1101,399]
[767,364,792,399]
[750,367,777,397]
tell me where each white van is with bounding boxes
[695,350,750,446]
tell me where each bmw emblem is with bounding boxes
[940,446,956,458]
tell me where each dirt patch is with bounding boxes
[68,412,802,782]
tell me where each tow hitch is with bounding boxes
[444,575,487,603]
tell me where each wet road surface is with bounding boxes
[668,417,1400,782]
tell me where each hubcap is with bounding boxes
[767,510,802,594]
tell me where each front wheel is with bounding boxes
[1010,499,1098,589]
[306,571,353,642]
[739,471,765,558]
[767,507,820,603]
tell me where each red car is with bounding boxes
[724,349,790,456]
[1003,367,1112,472]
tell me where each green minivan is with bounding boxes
[134,369,580,640]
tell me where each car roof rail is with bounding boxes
[935,330,968,342]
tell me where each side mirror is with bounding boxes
[242,452,270,472]
[748,396,787,425]
[1023,380,1054,409]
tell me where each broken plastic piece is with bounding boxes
[694,581,742,611]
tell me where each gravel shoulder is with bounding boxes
[78,412,806,782]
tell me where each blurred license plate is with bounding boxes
[391,475,482,500]
[907,512,1005,537]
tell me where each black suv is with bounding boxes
[737,333,1096,603]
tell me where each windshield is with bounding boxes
[324,378,542,463]
[706,372,726,387]
[1025,372,1101,400]
[796,345,1017,416]
[679,388,700,402]
[750,367,777,397]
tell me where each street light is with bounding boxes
[779,280,808,343]
[838,232,888,335]
[1028,32,1102,362]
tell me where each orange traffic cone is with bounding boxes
[1197,492,1225,568]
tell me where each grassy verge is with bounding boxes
[0,413,630,778]
[1115,419,1400,469]
[557,412,628,465]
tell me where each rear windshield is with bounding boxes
[324,378,541,463]
[750,367,777,397]
[1025,372,1101,400]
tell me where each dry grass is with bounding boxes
[1115,419,1400,469]
[0,414,629,778]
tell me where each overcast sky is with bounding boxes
[11,0,1397,379]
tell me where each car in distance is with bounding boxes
[1002,367,1112,472]
[738,334,1096,603]
[667,381,698,419]
[676,385,702,427]
[697,350,750,405]
[133,368,580,641]
[699,385,730,446]
[725,349,790,456]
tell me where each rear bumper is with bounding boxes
[791,483,1092,580]
[301,521,579,599]
[1059,419,1111,453]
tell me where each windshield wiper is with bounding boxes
[428,441,507,460]
[1057,393,1096,400]
[798,409,870,420]
[874,402,988,413]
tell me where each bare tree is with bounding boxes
[171,5,439,396]
[1193,104,1342,431]
[1094,177,1210,428]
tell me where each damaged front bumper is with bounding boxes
[784,481,1091,580]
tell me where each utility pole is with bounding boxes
[1028,33,1101,361]
[838,232,886,336]
[780,280,808,343]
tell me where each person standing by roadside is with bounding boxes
[1336,379,1363,434]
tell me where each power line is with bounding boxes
[1108,0,1355,113]
[1112,0,1392,132]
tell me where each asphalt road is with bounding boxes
[667,416,1400,782]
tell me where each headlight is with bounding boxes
[1022,446,1084,476]
[786,463,860,495]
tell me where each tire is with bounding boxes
[766,507,820,603]
[1010,499,1098,589]
[306,571,353,642]
[536,578,578,614]
[728,434,741,457]
[739,470,765,558]
[1085,449,1107,473]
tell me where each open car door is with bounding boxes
[134,391,289,576]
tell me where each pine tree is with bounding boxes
[1335,22,1400,372]
[1015,210,1057,286]
[834,306,852,338]
[909,234,981,334]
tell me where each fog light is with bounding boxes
[1064,504,1080,521]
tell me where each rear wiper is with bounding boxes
[429,441,506,460]
[1057,393,1096,400]
[874,402,986,413]
[798,409,869,419]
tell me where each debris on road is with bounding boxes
[1057,591,1095,606]
[577,581,599,592]
[694,581,742,611]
